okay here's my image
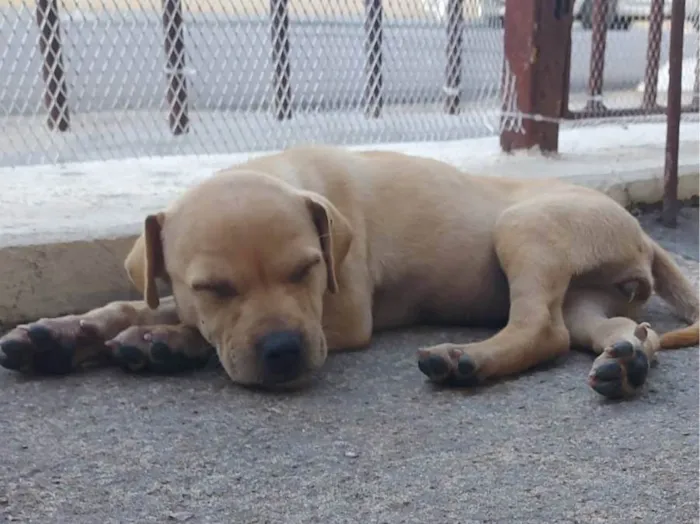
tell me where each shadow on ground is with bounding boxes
[1,208,698,523]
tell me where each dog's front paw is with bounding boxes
[107,326,213,374]
[417,344,481,387]
[588,324,652,400]
[0,317,105,375]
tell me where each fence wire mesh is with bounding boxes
[0,0,698,167]
[1,0,507,166]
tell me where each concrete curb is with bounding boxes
[562,162,700,208]
[1,123,698,328]
[0,236,141,330]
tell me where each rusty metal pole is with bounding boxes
[36,0,70,131]
[585,0,609,113]
[363,0,383,118]
[444,0,463,114]
[162,0,189,135]
[271,0,293,120]
[661,0,686,227]
[642,0,665,109]
[500,0,573,153]
[692,29,699,109]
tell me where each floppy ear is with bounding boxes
[303,192,353,294]
[124,212,166,309]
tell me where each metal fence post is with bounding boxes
[364,0,383,118]
[661,0,686,227]
[444,0,463,114]
[500,0,573,153]
[692,28,699,109]
[585,0,609,112]
[271,0,293,120]
[162,0,189,135]
[642,0,665,109]
[36,0,70,131]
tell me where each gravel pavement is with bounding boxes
[1,207,698,524]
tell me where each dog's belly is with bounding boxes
[371,254,511,331]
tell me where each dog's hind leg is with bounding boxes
[563,288,660,400]
[417,193,653,388]
[0,296,183,375]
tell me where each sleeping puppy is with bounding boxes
[1,146,697,399]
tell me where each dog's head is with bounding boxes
[124,171,353,388]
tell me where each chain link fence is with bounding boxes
[0,0,698,167]
[1,0,507,167]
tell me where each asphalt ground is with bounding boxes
[1,206,698,524]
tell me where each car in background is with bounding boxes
[481,0,700,31]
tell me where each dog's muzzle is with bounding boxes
[256,329,306,385]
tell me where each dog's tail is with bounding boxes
[649,239,699,350]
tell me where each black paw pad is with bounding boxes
[607,340,634,358]
[112,341,210,374]
[589,379,626,400]
[589,344,650,400]
[626,351,649,388]
[591,361,623,382]
[26,327,75,375]
[0,327,75,375]
[457,354,477,377]
[26,326,57,347]
[449,354,480,387]
[149,342,209,374]
[418,354,450,380]
[114,345,149,372]
[0,339,31,371]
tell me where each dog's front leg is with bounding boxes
[105,323,215,374]
[0,297,181,375]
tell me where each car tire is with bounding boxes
[579,0,622,30]
[615,16,631,30]
[485,15,503,29]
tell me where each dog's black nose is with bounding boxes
[257,330,305,384]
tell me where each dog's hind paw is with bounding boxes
[588,325,652,400]
[0,317,105,375]
[417,344,480,387]
[107,325,213,374]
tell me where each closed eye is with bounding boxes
[191,280,238,300]
[289,256,321,284]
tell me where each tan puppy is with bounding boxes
[1,146,697,399]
